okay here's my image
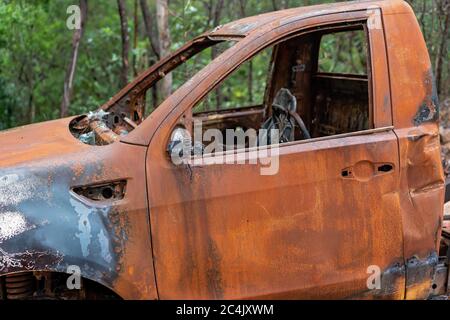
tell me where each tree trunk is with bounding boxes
[60,0,87,118]
[420,0,427,42]
[271,0,278,11]
[211,0,224,109]
[28,80,35,124]
[201,0,214,32]
[238,0,253,103]
[434,0,449,95]
[140,0,160,59]
[132,0,138,77]
[156,0,172,99]
[117,0,130,88]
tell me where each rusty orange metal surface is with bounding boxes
[0,0,445,300]
[0,118,157,299]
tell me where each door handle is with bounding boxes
[341,161,394,181]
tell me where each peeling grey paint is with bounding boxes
[71,197,92,258]
[0,163,120,287]
[0,211,35,243]
[98,229,112,263]
[0,173,49,207]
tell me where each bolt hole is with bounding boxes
[432,283,438,290]
[101,187,114,199]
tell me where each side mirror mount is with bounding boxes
[167,127,204,165]
[167,127,190,165]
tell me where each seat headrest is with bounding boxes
[272,88,296,113]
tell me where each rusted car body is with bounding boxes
[0,0,446,299]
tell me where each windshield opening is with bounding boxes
[69,36,238,146]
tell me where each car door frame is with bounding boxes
[144,8,405,299]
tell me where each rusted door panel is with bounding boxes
[147,130,404,299]
[394,126,444,301]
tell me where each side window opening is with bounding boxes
[182,23,372,155]
[312,28,370,137]
[193,47,273,114]
[318,29,368,75]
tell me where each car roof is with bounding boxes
[205,0,408,38]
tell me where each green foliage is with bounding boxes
[407,0,449,97]
[0,0,125,128]
[193,46,273,112]
[0,0,447,130]
[318,30,367,75]
[0,0,65,128]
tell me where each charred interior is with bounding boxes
[71,24,370,147]
[191,23,371,147]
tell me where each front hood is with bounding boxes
[0,117,88,168]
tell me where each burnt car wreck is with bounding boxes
[0,0,448,300]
